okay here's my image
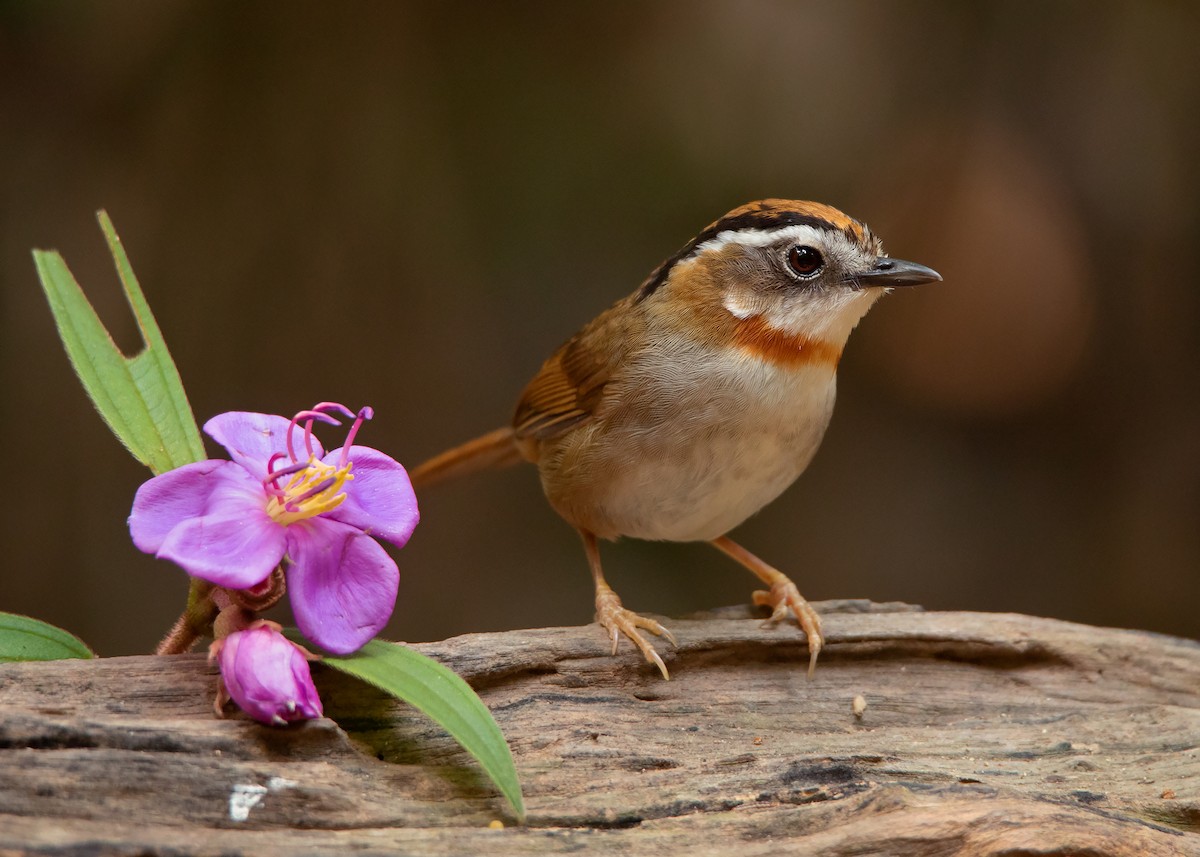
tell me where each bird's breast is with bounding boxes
[538,345,839,542]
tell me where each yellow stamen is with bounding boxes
[265,458,353,526]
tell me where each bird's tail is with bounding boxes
[408,426,523,490]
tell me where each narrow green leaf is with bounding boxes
[98,211,205,467]
[0,612,95,662]
[321,639,525,821]
[33,211,204,474]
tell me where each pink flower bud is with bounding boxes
[215,625,323,726]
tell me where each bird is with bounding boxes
[409,199,941,679]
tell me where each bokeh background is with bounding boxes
[2,2,1197,656]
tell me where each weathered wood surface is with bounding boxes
[2,601,1200,856]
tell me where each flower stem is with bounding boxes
[155,613,198,655]
[154,579,218,655]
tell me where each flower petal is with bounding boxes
[286,517,398,654]
[129,459,264,554]
[323,445,420,548]
[158,510,286,589]
[204,411,324,475]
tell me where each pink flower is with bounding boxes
[213,624,322,725]
[129,403,418,654]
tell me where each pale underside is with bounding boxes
[534,343,839,542]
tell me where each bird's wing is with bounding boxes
[512,299,635,442]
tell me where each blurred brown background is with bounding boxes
[2,2,1197,656]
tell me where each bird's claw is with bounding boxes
[596,588,675,680]
[753,579,823,677]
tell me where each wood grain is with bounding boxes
[2,601,1199,855]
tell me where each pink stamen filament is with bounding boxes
[263,459,310,498]
[339,406,374,467]
[310,402,356,421]
[262,453,297,499]
[282,401,373,467]
[285,408,342,462]
[292,407,345,425]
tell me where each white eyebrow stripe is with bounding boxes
[691,224,827,257]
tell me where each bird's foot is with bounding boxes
[595,584,676,680]
[709,537,824,676]
[753,578,823,677]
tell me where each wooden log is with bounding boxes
[2,601,1199,855]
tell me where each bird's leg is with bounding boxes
[580,529,675,680]
[709,535,823,676]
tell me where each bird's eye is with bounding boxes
[786,245,823,277]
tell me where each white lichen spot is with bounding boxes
[228,783,268,822]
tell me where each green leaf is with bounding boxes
[320,638,525,821]
[0,612,95,662]
[33,211,205,474]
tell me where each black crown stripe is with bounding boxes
[635,210,843,301]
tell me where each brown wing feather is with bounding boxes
[512,296,637,442]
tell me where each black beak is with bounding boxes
[849,257,942,289]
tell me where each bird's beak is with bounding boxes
[849,257,942,289]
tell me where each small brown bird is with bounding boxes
[411,200,941,678]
